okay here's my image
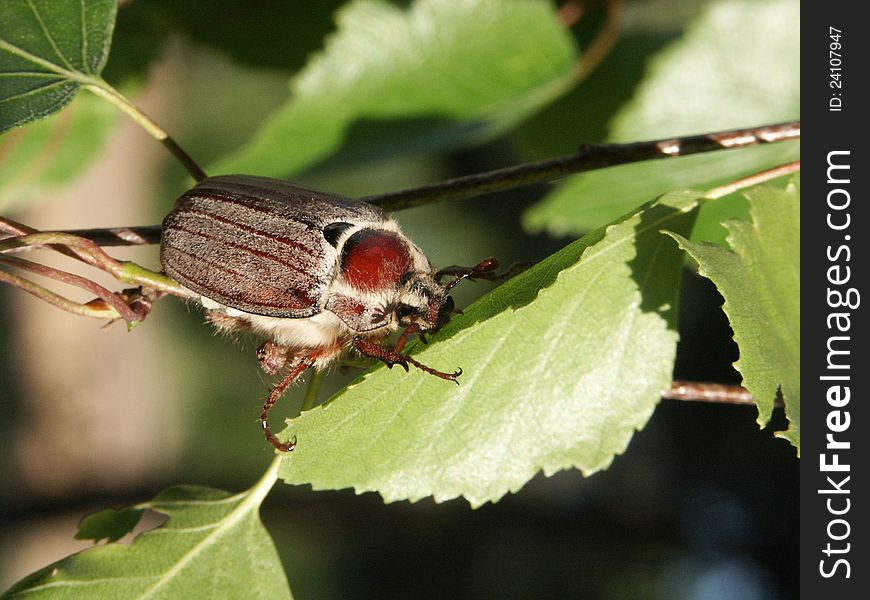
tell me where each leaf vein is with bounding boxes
[0,37,84,81]
[25,0,76,71]
[0,78,71,105]
[80,0,89,73]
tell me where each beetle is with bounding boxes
[160,175,505,451]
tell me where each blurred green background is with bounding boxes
[0,0,798,597]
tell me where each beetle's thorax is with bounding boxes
[196,218,449,357]
[322,220,450,334]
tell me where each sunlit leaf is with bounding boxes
[277,191,700,506]
[214,0,577,177]
[667,176,800,452]
[524,0,799,240]
[3,484,292,599]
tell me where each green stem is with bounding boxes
[84,79,207,182]
[0,267,121,320]
[117,262,197,299]
[300,370,325,413]
[0,254,138,321]
[0,32,205,180]
[247,454,282,504]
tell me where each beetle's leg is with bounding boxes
[435,257,532,291]
[394,324,421,352]
[257,340,289,375]
[353,336,461,383]
[260,357,312,452]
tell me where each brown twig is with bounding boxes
[0,254,138,322]
[0,231,125,276]
[0,216,128,272]
[706,160,800,199]
[662,380,783,407]
[0,220,195,322]
[0,267,121,320]
[16,225,164,247]
[161,137,207,182]
[363,121,800,210]
[0,215,30,237]
[571,0,624,82]
[21,122,800,248]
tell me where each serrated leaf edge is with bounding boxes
[279,192,701,505]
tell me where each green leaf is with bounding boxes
[0,0,117,134]
[666,176,800,453]
[214,0,577,177]
[277,191,700,507]
[524,143,799,240]
[3,476,292,599]
[75,507,146,544]
[608,0,800,141]
[524,0,800,238]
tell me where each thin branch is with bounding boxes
[706,160,800,199]
[1,217,163,250]
[0,254,140,321]
[0,215,136,273]
[662,380,783,407]
[0,230,190,299]
[34,225,164,247]
[300,370,326,413]
[1,215,104,265]
[85,79,207,182]
[1,221,197,322]
[363,121,800,211]
[0,263,121,320]
[22,122,801,248]
[0,231,196,299]
[0,231,126,275]
[570,0,624,82]
[0,216,30,237]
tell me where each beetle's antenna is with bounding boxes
[436,258,532,291]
